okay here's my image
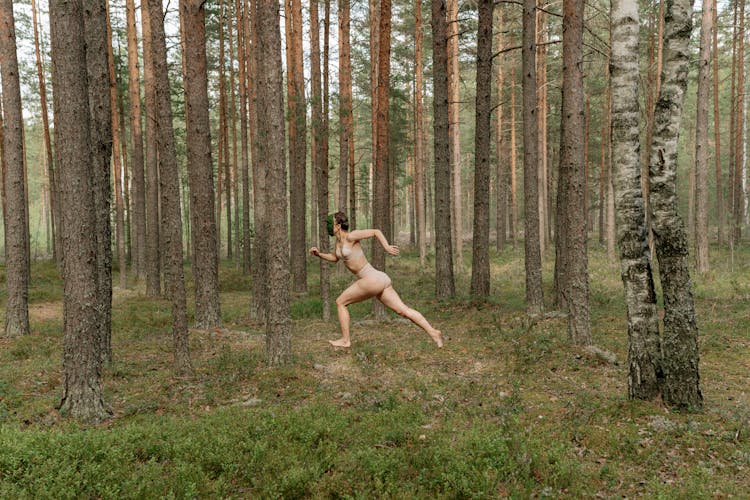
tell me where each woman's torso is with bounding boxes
[335,238,368,274]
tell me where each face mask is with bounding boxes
[327,214,335,237]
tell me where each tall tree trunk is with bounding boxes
[31,0,59,263]
[370,0,380,227]
[557,0,590,344]
[611,0,661,400]
[287,0,307,293]
[142,0,161,297]
[447,0,463,274]
[84,0,113,365]
[238,0,251,274]
[181,0,222,329]
[323,0,330,225]
[495,7,506,252]
[415,0,426,265]
[373,0,392,282]
[734,0,745,243]
[599,69,608,245]
[470,0,493,299]
[713,2,723,245]
[219,0,233,260]
[1,0,30,338]
[145,0,193,376]
[536,4,548,254]
[126,0,146,278]
[432,0,455,298]
[50,0,109,420]
[523,0,543,315]
[510,63,518,245]
[338,0,352,215]
[106,3,128,291]
[318,0,332,322]
[228,1,240,264]
[729,0,737,246]
[256,0,292,364]
[648,0,702,409]
[694,0,713,273]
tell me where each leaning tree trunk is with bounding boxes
[647,0,702,409]
[611,0,661,400]
[180,0,221,329]
[0,0,30,338]
[694,0,713,273]
[522,0,543,315]
[432,0,455,298]
[558,0,590,344]
[257,0,292,365]
[50,0,109,421]
[469,0,493,299]
[146,0,193,376]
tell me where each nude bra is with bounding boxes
[336,243,364,261]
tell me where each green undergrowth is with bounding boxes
[0,244,748,497]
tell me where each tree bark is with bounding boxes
[287,0,307,293]
[370,0,380,227]
[228,1,240,264]
[523,0,543,315]
[495,7,506,252]
[50,0,109,420]
[106,3,128,292]
[1,0,30,338]
[237,0,251,274]
[713,2,723,245]
[734,0,745,244]
[432,0,455,298]
[510,63,518,245]
[611,0,661,400]
[339,0,353,220]
[142,0,161,297]
[648,0,702,409]
[180,0,222,329]
[447,0,463,274]
[256,0,292,364]
[694,0,713,273]
[415,0,426,265]
[145,0,193,376]
[470,0,493,299]
[555,0,590,344]
[126,0,146,278]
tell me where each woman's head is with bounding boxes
[327,211,349,236]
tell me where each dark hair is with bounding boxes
[334,211,349,231]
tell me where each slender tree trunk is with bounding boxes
[734,0,745,244]
[523,0,543,315]
[536,4,548,254]
[495,7,506,252]
[1,0,30,338]
[323,0,330,223]
[106,4,127,291]
[599,69,608,245]
[31,0,59,263]
[556,0,590,344]
[510,63,518,245]
[648,0,702,409]
[447,0,463,274]
[256,0,292,364]
[238,0,251,274]
[370,0,380,227]
[228,1,240,264]
[50,0,109,420]
[432,0,455,298]
[142,0,161,297]
[219,0,233,260]
[611,0,661,400]
[470,0,493,299]
[318,0,332,321]
[373,0,392,283]
[729,0,737,246]
[694,0,713,273]
[415,0,427,265]
[126,0,146,278]
[181,0,222,328]
[713,2,723,245]
[338,0,352,215]
[145,0,193,376]
[287,0,307,293]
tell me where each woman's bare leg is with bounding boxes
[378,286,443,347]
[331,279,380,347]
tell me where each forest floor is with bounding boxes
[0,243,749,497]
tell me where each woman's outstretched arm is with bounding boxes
[309,247,338,262]
[347,229,399,255]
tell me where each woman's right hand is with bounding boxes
[309,247,320,257]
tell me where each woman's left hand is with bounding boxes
[385,245,400,256]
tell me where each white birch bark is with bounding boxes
[610,0,662,399]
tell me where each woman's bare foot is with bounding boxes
[329,338,351,348]
[428,329,444,348]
